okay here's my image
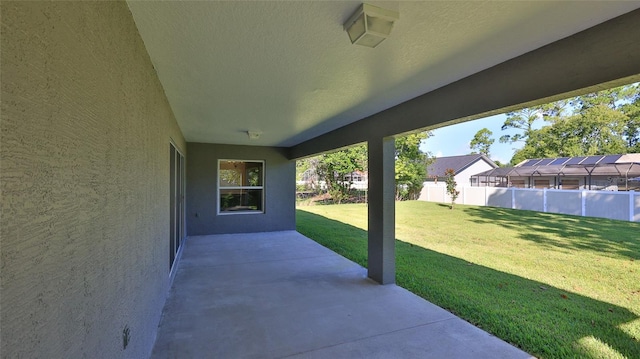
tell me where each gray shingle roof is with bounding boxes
[427,154,496,177]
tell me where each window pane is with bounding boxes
[245,162,263,186]
[219,161,242,187]
[219,161,263,187]
[220,189,263,212]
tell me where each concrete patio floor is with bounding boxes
[151,231,533,358]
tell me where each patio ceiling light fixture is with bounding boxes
[247,130,262,140]
[344,3,399,48]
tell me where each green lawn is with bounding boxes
[296,201,640,359]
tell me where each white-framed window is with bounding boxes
[218,160,264,214]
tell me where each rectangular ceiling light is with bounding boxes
[344,3,399,48]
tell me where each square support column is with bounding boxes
[367,137,395,284]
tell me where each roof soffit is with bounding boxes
[127,1,640,147]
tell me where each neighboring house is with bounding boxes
[424,154,498,187]
[472,154,640,191]
[343,170,368,190]
[297,170,368,190]
[344,170,367,183]
[2,2,639,358]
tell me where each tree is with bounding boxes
[296,158,311,181]
[509,126,559,164]
[569,85,635,113]
[316,144,367,204]
[395,132,433,200]
[310,132,433,203]
[556,84,637,156]
[549,105,627,156]
[444,168,459,209]
[296,156,320,191]
[499,106,546,145]
[621,86,640,152]
[510,107,628,161]
[504,83,640,164]
[469,128,494,156]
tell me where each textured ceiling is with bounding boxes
[127,1,640,147]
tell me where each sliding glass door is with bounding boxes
[169,143,185,271]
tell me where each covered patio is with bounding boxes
[151,231,530,358]
[3,2,640,358]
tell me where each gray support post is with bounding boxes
[367,137,395,284]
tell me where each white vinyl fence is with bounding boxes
[419,186,640,222]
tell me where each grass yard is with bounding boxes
[296,201,640,359]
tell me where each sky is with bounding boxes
[420,113,523,164]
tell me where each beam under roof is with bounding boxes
[289,9,640,160]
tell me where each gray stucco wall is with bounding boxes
[1,2,186,358]
[187,143,295,235]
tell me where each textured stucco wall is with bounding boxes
[1,2,185,358]
[187,143,295,235]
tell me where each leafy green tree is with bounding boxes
[621,87,640,152]
[296,156,321,191]
[316,144,367,204]
[509,126,561,164]
[557,84,636,156]
[549,105,627,156]
[395,132,433,200]
[296,158,311,181]
[510,107,628,162]
[312,132,433,203]
[505,83,640,164]
[570,85,635,112]
[469,128,494,156]
[444,168,459,209]
[499,106,546,145]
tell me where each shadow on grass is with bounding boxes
[461,206,640,260]
[297,209,640,359]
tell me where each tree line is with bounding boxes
[297,83,640,203]
[470,82,640,165]
[296,132,433,203]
